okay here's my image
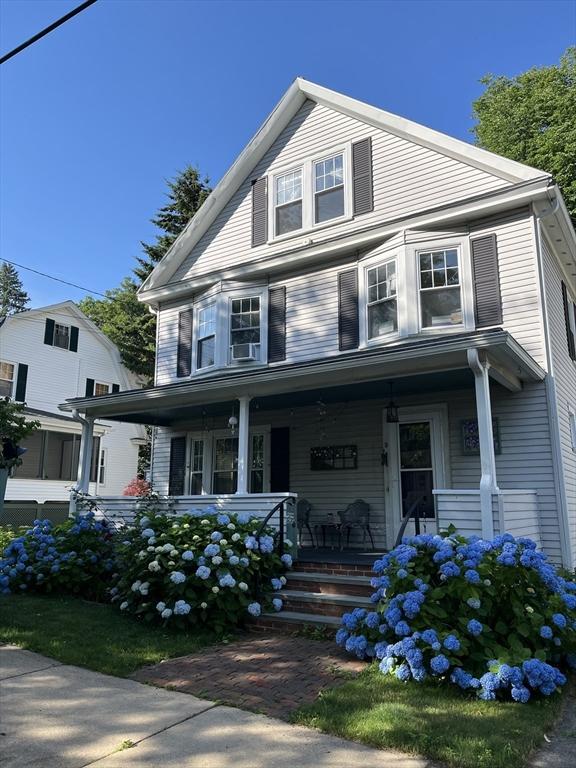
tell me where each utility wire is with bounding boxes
[1,258,108,298]
[0,0,98,65]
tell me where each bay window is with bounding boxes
[186,431,269,495]
[197,303,216,369]
[366,260,397,339]
[418,248,463,328]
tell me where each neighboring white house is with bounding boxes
[60,80,576,569]
[1,301,144,501]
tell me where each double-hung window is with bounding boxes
[230,296,261,361]
[366,260,398,339]
[53,323,71,350]
[275,169,303,236]
[418,248,463,328]
[189,438,204,494]
[314,153,344,224]
[0,362,15,398]
[197,303,217,369]
[94,382,110,396]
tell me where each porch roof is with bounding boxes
[59,329,544,427]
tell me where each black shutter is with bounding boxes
[352,137,373,216]
[471,234,503,327]
[112,384,120,393]
[177,309,193,378]
[251,177,268,247]
[270,427,290,492]
[69,325,79,352]
[268,286,286,362]
[169,436,187,496]
[561,281,576,361]
[44,318,55,346]
[85,378,95,397]
[15,364,28,402]
[338,269,359,351]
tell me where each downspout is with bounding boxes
[532,190,573,569]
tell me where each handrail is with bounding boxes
[255,495,294,557]
[394,494,426,548]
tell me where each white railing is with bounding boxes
[82,493,297,549]
[434,489,541,545]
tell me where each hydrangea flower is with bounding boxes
[181,550,194,561]
[540,625,553,639]
[443,635,460,652]
[467,619,483,637]
[169,571,186,585]
[247,602,261,617]
[195,566,211,580]
[552,613,567,629]
[219,574,236,588]
[174,600,191,615]
[161,608,173,619]
[281,554,293,568]
[272,598,283,612]
[430,655,450,675]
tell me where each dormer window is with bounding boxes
[197,303,217,369]
[314,153,344,223]
[54,323,71,349]
[275,169,303,236]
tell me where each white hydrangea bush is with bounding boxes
[112,508,292,631]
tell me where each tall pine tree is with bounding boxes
[0,263,30,319]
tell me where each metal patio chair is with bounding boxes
[337,499,374,550]
[296,498,315,548]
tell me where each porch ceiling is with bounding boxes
[59,329,544,427]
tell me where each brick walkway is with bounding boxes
[133,633,365,720]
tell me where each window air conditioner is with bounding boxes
[231,343,257,361]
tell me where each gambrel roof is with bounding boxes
[139,78,552,299]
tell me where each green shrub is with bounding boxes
[112,509,291,632]
[0,514,116,601]
[0,525,27,553]
[338,532,576,703]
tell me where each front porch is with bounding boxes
[61,329,547,560]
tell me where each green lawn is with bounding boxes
[0,594,221,677]
[291,664,565,768]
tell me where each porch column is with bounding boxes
[236,396,251,494]
[467,350,498,539]
[75,412,95,494]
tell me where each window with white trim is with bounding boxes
[275,168,303,236]
[314,153,344,223]
[94,382,110,396]
[189,438,204,494]
[0,362,15,398]
[98,449,106,485]
[197,303,216,369]
[366,260,397,339]
[53,323,71,350]
[230,296,261,362]
[418,248,463,328]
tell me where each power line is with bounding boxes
[0,0,98,65]
[1,258,108,298]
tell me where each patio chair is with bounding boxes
[296,498,315,547]
[337,499,374,550]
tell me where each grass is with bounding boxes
[0,594,221,677]
[291,663,566,768]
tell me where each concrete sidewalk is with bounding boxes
[0,645,435,768]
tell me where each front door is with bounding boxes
[384,406,448,542]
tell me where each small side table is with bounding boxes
[314,521,341,549]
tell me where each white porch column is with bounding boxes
[236,396,251,495]
[75,412,95,494]
[467,349,498,539]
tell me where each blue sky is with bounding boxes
[1,0,574,307]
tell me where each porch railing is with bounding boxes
[83,492,298,555]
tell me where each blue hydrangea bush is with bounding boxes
[111,508,292,631]
[337,532,576,703]
[0,513,116,601]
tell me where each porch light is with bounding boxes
[386,384,399,423]
[228,415,238,435]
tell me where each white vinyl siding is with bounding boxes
[173,100,508,283]
[542,235,576,565]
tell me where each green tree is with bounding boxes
[134,165,211,283]
[0,398,40,470]
[80,278,156,380]
[0,263,30,319]
[473,47,576,219]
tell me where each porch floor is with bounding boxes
[296,547,385,567]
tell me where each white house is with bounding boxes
[1,301,144,503]
[59,80,576,570]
